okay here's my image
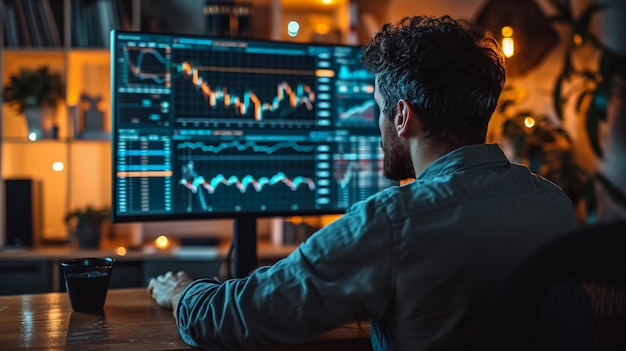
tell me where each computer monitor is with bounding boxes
[110,30,397,276]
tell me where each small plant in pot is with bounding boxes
[2,66,64,140]
[65,206,111,249]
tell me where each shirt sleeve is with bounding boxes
[175,197,396,350]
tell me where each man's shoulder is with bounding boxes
[369,165,573,222]
[366,181,445,218]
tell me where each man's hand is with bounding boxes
[148,271,193,312]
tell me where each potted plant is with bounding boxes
[65,206,111,248]
[545,0,626,222]
[2,66,64,139]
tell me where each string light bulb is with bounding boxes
[524,116,535,129]
[573,34,583,46]
[501,26,514,58]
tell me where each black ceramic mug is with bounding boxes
[60,257,114,312]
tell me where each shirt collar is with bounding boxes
[416,144,510,181]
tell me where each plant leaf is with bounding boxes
[546,0,574,23]
[580,69,598,81]
[585,106,604,158]
[574,1,608,38]
[595,173,626,209]
[598,49,618,82]
[553,74,565,120]
[575,89,591,113]
[582,176,598,224]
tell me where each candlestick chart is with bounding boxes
[172,48,319,126]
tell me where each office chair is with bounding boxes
[476,220,626,351]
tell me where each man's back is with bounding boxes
[369,144,579,350]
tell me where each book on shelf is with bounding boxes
[71,0,128,47]
[37,0,62,46]
[23,0,43,46]
[2,2,19,47]
[12,0,32,47]
[3,0,61,48]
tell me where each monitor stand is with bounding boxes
[232,216,258,278]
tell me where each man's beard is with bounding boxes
[381,122,416,181]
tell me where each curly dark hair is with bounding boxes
[361,15,506,147]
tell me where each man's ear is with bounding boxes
[395,99,413,137]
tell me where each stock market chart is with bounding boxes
[111,31,396,221]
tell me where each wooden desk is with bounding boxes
[0,288,371,350]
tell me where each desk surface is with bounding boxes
[0,240,298,261]
[0,288,371,350]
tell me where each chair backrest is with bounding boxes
[478,220,626,351]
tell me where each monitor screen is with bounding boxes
[110,31,396,225]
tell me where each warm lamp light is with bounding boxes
[502,38,515,58]
[501,26,513,37]
[155,235,170,249]
[476,0,559,76]
[52,162,64,171]
[524,116,535,129]
[316,23,330,35]
[573,34,583,46]
[501,26,514,58]
[116,246,127,256]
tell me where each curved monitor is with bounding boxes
[111,30,395,223]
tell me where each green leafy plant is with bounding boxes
[65,206,111,226]
[2,66,64,114]
[545,0,626,222]
[547,0,625,157]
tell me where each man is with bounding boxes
[149,15,579,350]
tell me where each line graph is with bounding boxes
[338,99,377,124]
[336,161,366,190]
[175,141,318,212]
[334,78,378,127]
[338,65,373,80]
[124,46,170,87]
[177,140,315,154]
[181,172,316,194]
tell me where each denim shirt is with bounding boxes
[175,144,580,351]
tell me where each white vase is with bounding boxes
[24,106,56,139]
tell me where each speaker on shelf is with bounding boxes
[3,178,42,248]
